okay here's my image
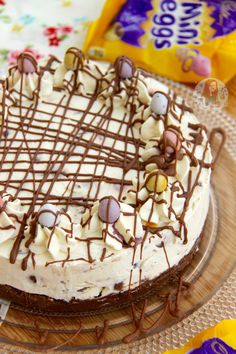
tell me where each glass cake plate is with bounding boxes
[0,77,235,353]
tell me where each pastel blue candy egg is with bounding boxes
[38,203,60,228]
[151,92,169,115]
[98,197,120,224]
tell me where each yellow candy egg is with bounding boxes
[145,221,158,229]
[145,170,168,193]
[64,47,84,71]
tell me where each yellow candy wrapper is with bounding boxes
[163,320,236,353]
[84,0,236,83]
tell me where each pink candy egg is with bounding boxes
[98,196,120,224]
[164,129,181,154]
[191,55,211,77]
[17,52,38,74]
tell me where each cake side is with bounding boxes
[0,230,204,313]
[0,182,209,308]
[0,50,212,309]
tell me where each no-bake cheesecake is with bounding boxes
[0,49,212,312]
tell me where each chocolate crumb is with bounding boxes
[96,289,103,298]
[29,275,37,283]
[114,282,123,291]
[2,130,9,138]
[77,287,88,292]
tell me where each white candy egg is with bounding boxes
[38,203,60,228]
[151,92,169,115]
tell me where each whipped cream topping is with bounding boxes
[7,67,53,101]
[0,52,214,302]
[82,201,143,250]
[140,186,185,227]
[25,212,82,262]
[54,59,106,96]
[98,68,150,108]
[0,194,24,245]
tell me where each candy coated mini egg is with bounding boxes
[151,92,169,115]
[17,53,37,74]
[191,55,211,77]
[38,203,60,228]
[146,170,168,193]
[64,47,84,71]
[98,197,120,224]
[115,56,135,80]
[164,129,181,154]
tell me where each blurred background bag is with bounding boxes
[84,0,236,83]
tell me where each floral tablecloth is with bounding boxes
[0,0,105,73]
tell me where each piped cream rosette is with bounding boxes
[81,200,143,251]
[54,47,105,96]
[25,211,82,262]
[7,52,53,102]
[0,194,24,256]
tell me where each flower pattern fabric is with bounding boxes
[0,0,105,73]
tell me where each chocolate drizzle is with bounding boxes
[0,54,148,266]
[123,275,191,344]
[95,319,109,345]
[209,128,226,169]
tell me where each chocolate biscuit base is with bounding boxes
[0,234,202,315]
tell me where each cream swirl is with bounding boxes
[98,69,151,108]
[126,179,186,227]
[54,60,104,96]
[0,194,24,245]
[7,67,53,101]
[26,212,82,262]
[82,201,143,251]
[140,186,185,227]
[140,115,165,141]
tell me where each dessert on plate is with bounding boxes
[0,48,212,312]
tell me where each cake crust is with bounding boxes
[0,233,201,313]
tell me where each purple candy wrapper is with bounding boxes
[114,0,236,48]
[188,338,236,353]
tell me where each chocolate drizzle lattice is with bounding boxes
[0,70,143,210]
[0,55,146,267]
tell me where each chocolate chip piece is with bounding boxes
[114,282,123,291]
[3,130,9,138]
[29,275,37,283]
[96,289,103,298]
[77,287,88,292]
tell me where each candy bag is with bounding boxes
[84,0,236,83]
[163,320,236,353]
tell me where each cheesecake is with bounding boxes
[0,49,212,312]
